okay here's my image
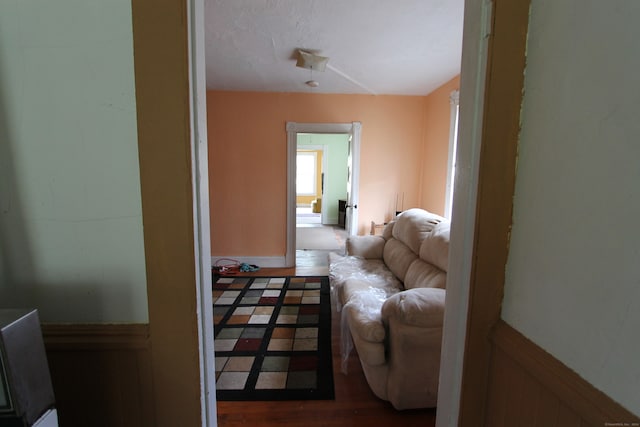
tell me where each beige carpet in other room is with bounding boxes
[296,226,345,251]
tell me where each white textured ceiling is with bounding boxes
[205,0,465,95]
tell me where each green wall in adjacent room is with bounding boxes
[297,133,349,224]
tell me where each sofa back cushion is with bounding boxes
[383,238,418,283]
[381,220,395,240]
[404,259,447,289]
[419,221,450,271]
[391,209,445,254]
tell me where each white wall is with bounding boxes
[502,0,640,415]
[0,0,148,322]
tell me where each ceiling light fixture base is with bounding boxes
[296,50,329,72]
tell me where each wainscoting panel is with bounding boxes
[485,321,638,427]
[42,324,154,427]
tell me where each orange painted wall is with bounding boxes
[420,75,460,216]
[207,84,458,257]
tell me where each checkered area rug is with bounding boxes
[213,276,335,401]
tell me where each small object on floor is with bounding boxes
[213,259,260,275]
[311,198,322,213]
[214,258,241,275]
[239,263,260,272]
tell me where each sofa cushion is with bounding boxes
[383,238,418,283]
[330,254,391,287]
[329,254,402,307]
[340,278,401,311]
[392,209,445,254]
[403,259,447,290]
[419,221,450,272]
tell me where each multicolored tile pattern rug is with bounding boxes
[213,276,335,401]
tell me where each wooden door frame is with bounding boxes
[435,0,492,424]
[443,2,640,425]
[131,0,215,425]
[436,0,531,426]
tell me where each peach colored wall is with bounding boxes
[420,75,460,216]
[208,92,423,256]
[207,83,458,257]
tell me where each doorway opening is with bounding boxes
[286,122,361,267]
[295,134,350,254]
[295,144,325,226]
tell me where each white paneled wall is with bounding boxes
[0,0,147,322]
[503,0,640,415]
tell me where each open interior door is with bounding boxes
[345,122,361,236]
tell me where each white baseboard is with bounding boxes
[211,256,287,269]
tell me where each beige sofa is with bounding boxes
[329,208,449,410]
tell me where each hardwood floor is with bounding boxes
[215,250,437,427]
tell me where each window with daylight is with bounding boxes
[296,151,317,195]
[444,90,460,218]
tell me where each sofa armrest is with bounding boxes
[380,287,445,409]
[343,304,387,365]
[346,235,385,258]
[381,287,445,328]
